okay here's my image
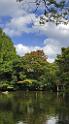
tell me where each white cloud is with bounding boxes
[15,44,30,56]
[47,58,55,63]
[0,0,23,17]
[33,20,69,61]
[15,38,61,63]
[44,39,60,55]
[0,0,37,17]
[34,20,69,42]
[15,43,40,56]
[43,38,61,62]
[4,14,37,36]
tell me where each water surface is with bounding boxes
[0,91,69,124]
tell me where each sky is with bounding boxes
[0,0,69,62]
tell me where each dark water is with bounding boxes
[0,91,69,124]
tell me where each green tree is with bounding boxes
[0,28,17,82]
[39,63,58,91]
[14,50,48,90]
[56,47,69,90]
[22,50,47,80]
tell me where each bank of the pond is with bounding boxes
[0,79,69,93]
[0,85,69,93]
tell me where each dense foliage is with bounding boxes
[0,28,69,91]
[0,28,17,90]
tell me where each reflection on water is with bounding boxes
[0,91,69,124]
[47,117,58,124]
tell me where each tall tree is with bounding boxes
[19,50,47,80]
[0,28,17,81]
[56,47,69,87]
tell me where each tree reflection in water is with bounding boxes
[47,117,58,124]
[0,91,69,124]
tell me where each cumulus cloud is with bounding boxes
[15,38,61,63]
[15,44,41,56]
[4,14,37,36]
[33,21,69,61]
[43,39,61,58]
[34,20,69,42]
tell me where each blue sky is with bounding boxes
[12,33,46,46]
[0,0,69,62]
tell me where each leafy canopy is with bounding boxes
[56,47,69,85]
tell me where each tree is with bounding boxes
[56,47,69,91]
[15,50,48,90]
[22,50,47,80]
[17,0,69,24]
[0,28,17,82]
[39,62,58,91]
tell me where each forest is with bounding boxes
[0,28,69,92]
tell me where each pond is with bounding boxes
[0,91,69,124]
